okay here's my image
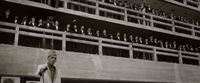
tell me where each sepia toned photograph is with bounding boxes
[0,0,200,83]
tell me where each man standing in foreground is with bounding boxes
[35,50,61,83]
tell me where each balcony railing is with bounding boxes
[0,21,200,66]
[4,0,200,40]
[63,0,200,39]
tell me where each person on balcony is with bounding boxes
[38,19,44,28]
[14,16,19,24]
[129,35,134,43]
[109,34,113,40]
[149,36,154,46]
[80,26,85,35]
[28,17,36,27]
[53,20,59,30]
[124,1,130,8]
[73,24,78,33]
[96,30,100,37]
[164,41,168,48]
[172,41,177,50]
[139,37,143,44]
[144,38,149,45]
[102,29,108,38]
[3,9,12,23]
[123,33,127,42]
[44,16,54,29]
[117,1,124,7]
[153,38,158,47]
[87,28,92,36]
[70,19,77,33]
[21,16,28,25]
[145,4,152,14]
[116,32,121,41]
[135,36,139,43]
[158,40,164,48]
[65,24,71,32]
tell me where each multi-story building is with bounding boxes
[0,0,200,83]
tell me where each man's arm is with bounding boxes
[35,64,48,76]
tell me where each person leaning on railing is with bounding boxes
[28,17,36,27]
[38,19,45,28]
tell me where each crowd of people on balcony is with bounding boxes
[102,0,200,26]
[29,0,200,27]
[0,8,200,54]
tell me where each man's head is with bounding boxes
[47,50,57,66]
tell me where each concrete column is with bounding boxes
[129,44,133,59]
[153,47,157,61]
[96,0,99,15]
[98,39,103,56]
[64,0,69,9]
[14,26,19,47]
[124,8,128,22]
[192,26,195,36]
[62,33,66,52]
[183,0,187,5]
[42,32,46,48]
[172,20,175,32]
[178,50,183,64]
[150,15,154,27]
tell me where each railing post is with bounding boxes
[198,0,200,8]
[150,15,154,27]
[42,32,46,48]
[192,26,195,36]
[124,8,128,22]
[129,44,133,59]
[62,33,66,52]
[198,51,200,66]
[51,34,54,49]
[98,39,103,56]
[153,47,157,61]
[172,20,175,32]
[183,0,187,4]
[14,26,19,47]
[96,0,99,15]
[178,50,183,64]
[64,0,69,9]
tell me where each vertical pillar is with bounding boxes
[64,0,69,9]
[192,26,195,36]
[62,33,66,52]
[198,51,200,66]
[98,39,103,56]
[172,20,175,32]
[96,0,99,15]
[14,26,19,47]
[153,47,157,61]
[178,50,183,64]
[51,34,54,49]
[183,0,187,4]
[124,8,128,22]
[42,32,46,48]
[129,44,133,59]
[150,15,154,27]
[198,0,200,8]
